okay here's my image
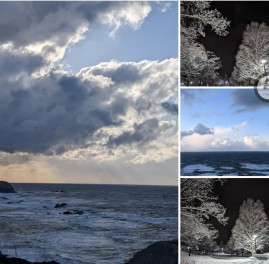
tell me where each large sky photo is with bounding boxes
[0,1,178,185]
[181,89,269,152]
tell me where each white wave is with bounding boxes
[181,164,215,175]
[240,163,269,171]
[249,171,269,176]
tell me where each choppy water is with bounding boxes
[181,152,269,176]
[0,184,177,264]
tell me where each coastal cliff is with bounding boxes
[0,181,15,193]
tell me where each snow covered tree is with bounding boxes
[181,1,230,40]
[228,198,269,256]
[232,22,269,85]
[181,40,221,85]
[181,1,230,86]
[181,179,228,250]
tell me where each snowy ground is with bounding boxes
[181,251,269,263]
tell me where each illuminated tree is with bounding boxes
[232,22,269,85]
[228,198,269,255]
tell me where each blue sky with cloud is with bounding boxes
[63,2,178,72]
[181,89,269,151]
[0,1,178,185]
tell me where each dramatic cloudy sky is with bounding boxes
[181,89,269,152]
[0,2,178,185]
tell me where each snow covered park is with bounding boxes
[181,251,269,263]
[181,179,269,264]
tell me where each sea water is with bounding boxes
[0,184,177,264]
[181,151,269,176]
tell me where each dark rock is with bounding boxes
[54,203,67,208]
[74,210,84,215]
[63,210,84,215]
[125,240,178,264]
[0,181,15,193]
[0,253,59,264]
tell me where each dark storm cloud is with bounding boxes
[0,2,69,45]
[107,118,161,147]
[0,73,128,155]
[231,89,269,112]
[0,2,145,47]
[181,123,214,138]
[161,102,178,115]
[0,50,44,76]
[0,56,177,157]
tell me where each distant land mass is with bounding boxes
[0,181,15,193]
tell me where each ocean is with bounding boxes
[181,152,269,176]
[0,183,177,264]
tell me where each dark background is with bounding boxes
[213,179,269,244]
[199,2,269,77]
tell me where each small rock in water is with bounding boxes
[54,203,67,208]
[63,210,84,215]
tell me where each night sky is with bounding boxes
[200,2,269,77]
[213,179,269,245]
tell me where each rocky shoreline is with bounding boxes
[0,182,177,263]
[0,253,59,264]
[0,240,178,264]
[126,240,178,264]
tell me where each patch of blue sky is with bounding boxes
[181,89,269,137]
[62,2,178,73]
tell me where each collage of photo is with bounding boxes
[181,1,269,264]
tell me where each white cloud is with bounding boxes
[181,134,214,151]
[243,135,269,149]
[161,3,172,13]
[102,2,152,37]
[180,121,269,151]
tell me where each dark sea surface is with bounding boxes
[0,184,177,264]
[181,152,269,176]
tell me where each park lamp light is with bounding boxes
[187,246,191,256]
[253,234,257,256]
[261,59,268,78]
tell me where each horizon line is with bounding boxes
[7,182,177,187]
